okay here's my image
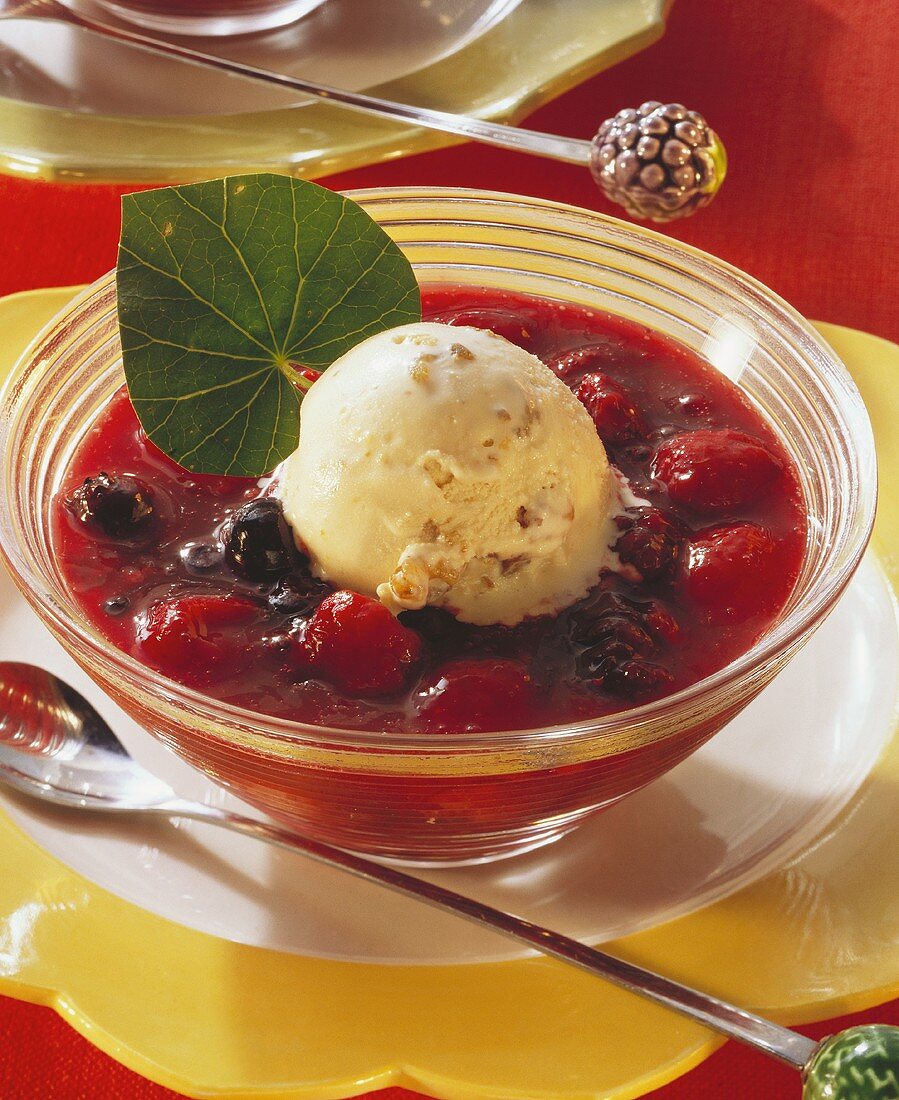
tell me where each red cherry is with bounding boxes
[682,523,782,622]
[294,591,421,697]
[415,658,537,733]
[136,594,259,679]
[574,372,646,444]
[651,429,783,513]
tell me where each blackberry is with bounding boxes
[65,472,155,540]
[571,584,680,694]
[570,589,644,645]
[578,638,641,679]
[224,498,294,581]
[603,659,674,698]
[614,508,684,581]
[585,613,655,654]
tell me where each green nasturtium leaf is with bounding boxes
[116,173,421,477]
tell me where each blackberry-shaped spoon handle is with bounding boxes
[804,1026,899,1099]
[590,102,728,223]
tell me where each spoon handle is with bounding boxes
[164,798,816,1071]
[42,2,591,165]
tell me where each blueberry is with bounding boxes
[224,498,295,581]
[268,573,326,615]
[102,595,130,616]
[65,472,155,540]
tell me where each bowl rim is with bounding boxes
[0,185,878,754]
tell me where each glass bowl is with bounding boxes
[0,188,876,865]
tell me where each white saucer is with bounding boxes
[2,551,896,966]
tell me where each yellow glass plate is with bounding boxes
[0,0,666,183]
[0,287,897,1099]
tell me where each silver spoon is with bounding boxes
[0,0,726,222]
[0,660,896,1096]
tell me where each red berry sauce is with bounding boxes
[52,287,807,734]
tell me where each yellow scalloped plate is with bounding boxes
[0,288,897,1099]
[0,0,666,183]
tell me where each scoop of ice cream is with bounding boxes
[276,322,615,626]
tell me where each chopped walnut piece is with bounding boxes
[409,359,431,383]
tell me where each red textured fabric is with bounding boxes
[0,0,896,1096]
[0,995,897,1099]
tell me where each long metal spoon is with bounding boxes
[0,660,896,1096]
[0,0,725,222]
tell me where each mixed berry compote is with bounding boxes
[53,287,806,737]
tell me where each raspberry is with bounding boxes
[574,372,645,444]
[682,523,781,621]
[651,429,783,512]
[614,508,684,580]
[65,472,155,540]
[136,594,259,679]
[294,591,421,697]
[224,498,295,581]
[415,658,536,733]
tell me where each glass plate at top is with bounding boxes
[0,0,666,182]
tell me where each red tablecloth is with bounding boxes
[0,0,896,1095]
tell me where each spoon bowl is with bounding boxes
[0,660,175,808]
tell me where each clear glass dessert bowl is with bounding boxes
[0,188,877,864]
